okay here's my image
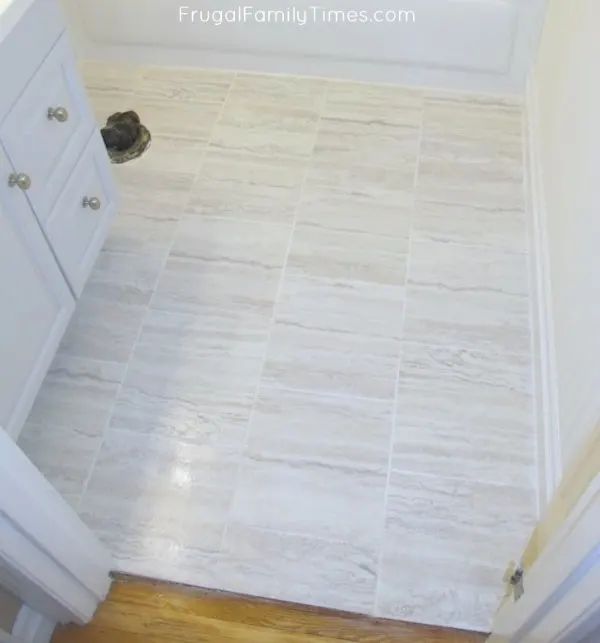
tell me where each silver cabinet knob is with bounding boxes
[8,173,32,191]
[47,106,69,122]
[82,196,101,210]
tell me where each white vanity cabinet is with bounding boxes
[0,0,118,438]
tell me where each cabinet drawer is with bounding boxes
[45,132,118,296]
[0,33,95,221]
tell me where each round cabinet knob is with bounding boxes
[8,173,32,191]
[82,196,101,210]
[47,106,69,122]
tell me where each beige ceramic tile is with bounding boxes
[392,419,535,489]
[82,60,141,98]
[81,429,239,558]
[417,155,523,209]
[376,470,536,630]
[103,211,179,256]
[114,163,195,216]
[186,149,306,223]
[262,188,406,396]
[404,228,530,353]
[133,97,224,141]
[134,66,233,103]
[248,386,393,471]
[418,91,523,208]
[262,320,401,399]
[228,73,328,110]
[109,307,266,449]
[152,216,289,315]
[232,455,387,549]
[408,235,529,298]
[413,200,527,254]
[18,422,101,506]
[382,470,535,565]
[86,92,137,128]
[314,81,422,168]
[214,523,379,614]
[210,101,320,158]
[393,341,533,486]
[23,354,124,435]
[324,81,423,127]
[403,284,531,355]
[421,92,523,163]
[275,274,405,341]
[295,192,412,240]
[377,541,506,631]
[129,135,206,174]
[83,249,166,307]
[287,224,408,285]
[303,161,415,200]
[58,291,147,365]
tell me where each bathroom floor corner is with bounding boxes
[18,62,537,633]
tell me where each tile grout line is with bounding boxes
[77,73,240,509]
[372,91,426,617]
[197,68,317,550]
[219,82,330,548]
[238,382,393,405]
[76,227,179,509]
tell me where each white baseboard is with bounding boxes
[12,607,55,643]
[81,41,526,95]
[66,0,549,95]
[524,75,563,514]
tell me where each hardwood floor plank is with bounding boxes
[52,578,488,643]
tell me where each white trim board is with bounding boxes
[491,473,600,641]
[524,74,562,514]
[0,429,112,628]
[64,0,548,94]
[80,41,524,94]
[11,607,54,643]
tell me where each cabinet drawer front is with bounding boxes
[0,33,95,221]
[46,132,118,296]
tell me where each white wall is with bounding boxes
[532,0,600,471]
[62,0,546,93]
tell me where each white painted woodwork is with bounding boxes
[0,0,37,45]
[11,607,55,643]
[0,145,74,439]
[45,132,118,295]
[62,0,547,93]
[0,0,65,119]
[0,33,95,219]
[528,0,600,476]
[0,0,119,439]
[0,428,112,629]
[524,78,562,512]
[491,474,600,641]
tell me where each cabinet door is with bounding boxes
[45,132,118,296]
[0,145,74,439]
[0,34,95,223]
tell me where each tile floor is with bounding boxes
[18,62,538,632]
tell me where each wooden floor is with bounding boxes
[52,578,488,642]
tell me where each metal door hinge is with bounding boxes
[509,566,525,601]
